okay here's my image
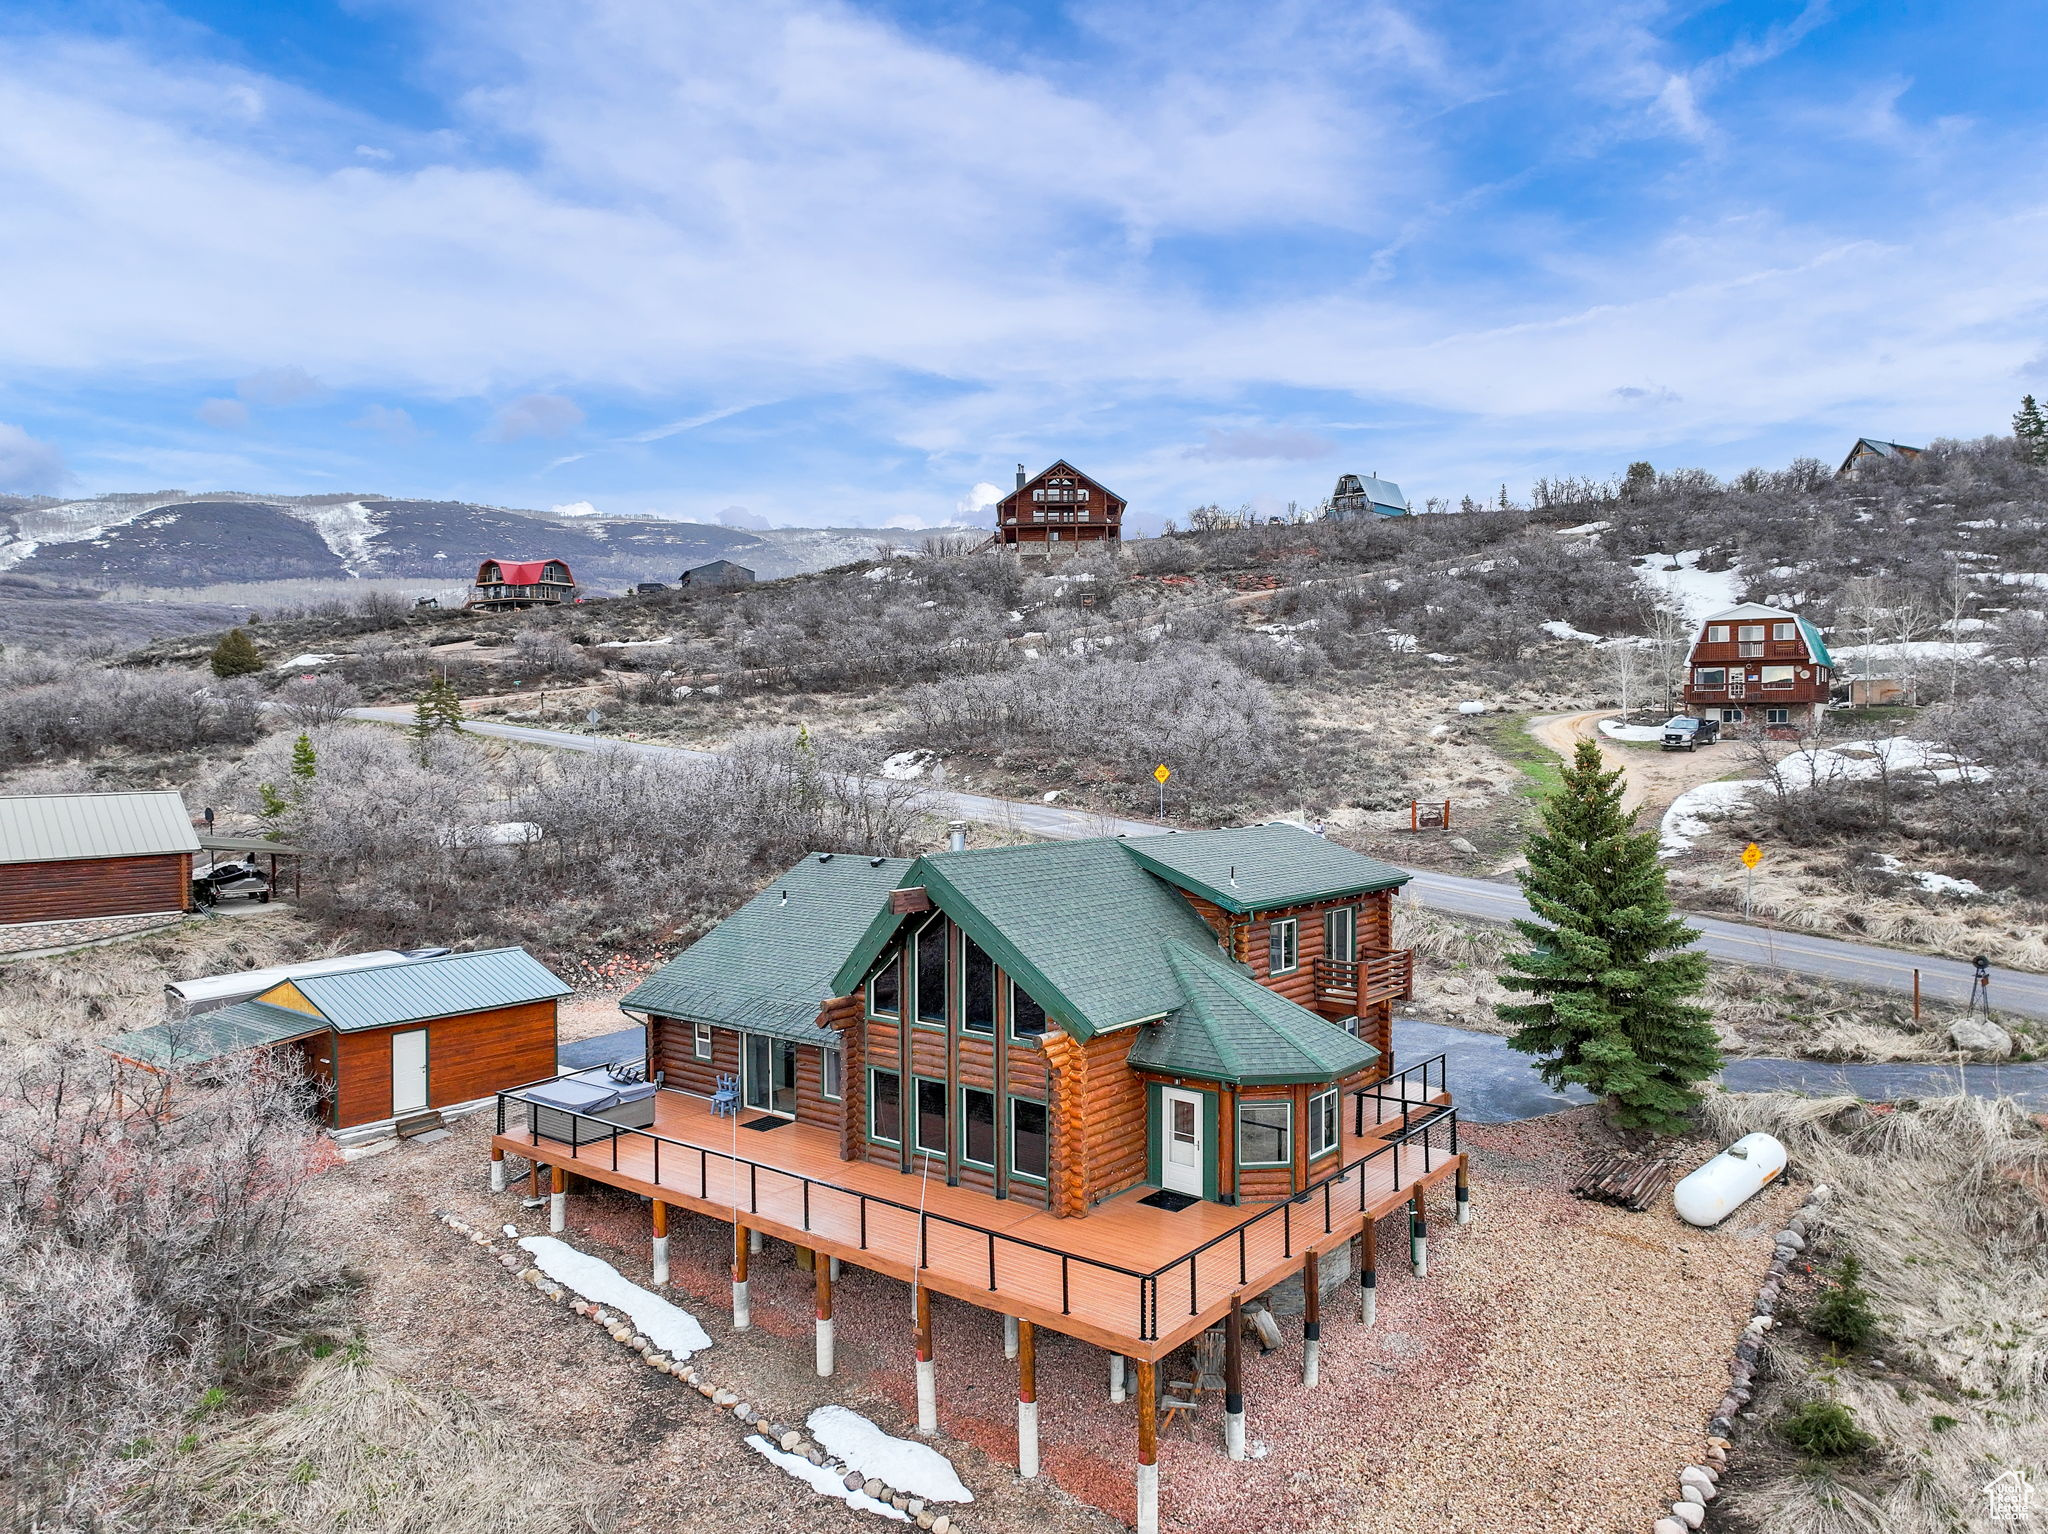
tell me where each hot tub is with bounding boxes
[518,1071,659,1145]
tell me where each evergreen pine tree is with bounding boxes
[1497,740,1721,1133]
[290,732,318,788]
[409,676,466,761]
[2014,395,2048,464]
[209,627,265,678]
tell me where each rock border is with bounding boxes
[433,1210,968,1532]
[1646,1182,1832,1534]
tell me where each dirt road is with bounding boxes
[1527,709,1737,823]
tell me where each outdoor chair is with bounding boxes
[710,1073,742,1117]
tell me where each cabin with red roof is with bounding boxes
[468,557,577,610]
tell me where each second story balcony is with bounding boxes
[1311,947,1414,1011]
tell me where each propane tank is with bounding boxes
[1673,1132,1787,1227]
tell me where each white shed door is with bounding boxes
[391,1029,429,1115]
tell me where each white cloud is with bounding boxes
[1186,426,1336,461]
[486,393,585,442]
[236,364,326,405]
[714,504,771,529]
[551,500,601,516]
[349,403,419,438]
[196,397,251,429]
[955,481,1001,523]
[0,423,68,493]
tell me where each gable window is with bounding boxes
[1706,625,1728,644]
[1761,665,1796,688]
[693,1022,713,1061]
[1773,622,1796,641]
[1268,917,1300,976]
[960,1087,996,1167]
[1323,906,1355,963]
[915,1077,948,1156]
[1009,1097,1049,1182]
[914,916,948,1026]
[867,955,900,1019]
[1010,982,1048,1039]
[868,1068,901,1145]
[962,937,996,1034]
[822,1048,842,1101]
[1238,1100,1292,1167]
[1308,1087,1339,1159]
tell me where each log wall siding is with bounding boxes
[0,852,191,926]
[648,1017,842,1130]
[822,994,865,1161]
[1078,1028,1148,1207]
[1042,1030,1088,1217]
[331,999,558,1128]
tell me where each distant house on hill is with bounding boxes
[468,557,577,610]
[680,560,754,587]
[1325,474,1410,519]
[1681,602,1834,731]
[993,461,1126,557]
[1837,438,1922,476]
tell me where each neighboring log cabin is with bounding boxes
[1680,601,1834,731]
[0,790,199,931]
[468,557,578,610]
[107,947,570,1131]
[991,461,1125,557]
[488,824,1466,1534]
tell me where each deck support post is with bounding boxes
[1360,1218,1378,1326]
[914,1286,937,1436]
[1410,1188,1428,1278]
[815,1253,835,1377]
[829,1255,840,1280]
[490,1146,506,1194]
[1224,1296,1246,1461]
[1109,1353,1127,1404]
[1302,1249,1322,1388]
[748,1227,763,1256]
[651,1200,669,1287]
[1003,1314,1019,1361]
[1135,1359,1159,1534]
[732,1222,752,1332]
[1016,1319,1039,1479]
[1456,1158,1473,1225]
[529,1160,540,1197]
[549,1166,566,1234]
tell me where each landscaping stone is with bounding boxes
[1669,1501,1705,1530]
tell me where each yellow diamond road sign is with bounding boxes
[1153,764,1171,783]
[1741,843,1763,869]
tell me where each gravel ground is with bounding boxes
[314,1103,1793,1534]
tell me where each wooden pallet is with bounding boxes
[1571,1151,1672,1212]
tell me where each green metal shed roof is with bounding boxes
[622,854,916,1045]
[1124,941,1380,1085]
[287,947,570,1032]
[1118,823,1410,914]
[104,999,323,1070]
[0,790,199,866]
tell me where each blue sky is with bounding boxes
[0,0,2043,532]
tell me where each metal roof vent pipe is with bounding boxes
[1016,463,1027,490]
[948,821,968,853]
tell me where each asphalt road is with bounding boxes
[354,708,2048,1022]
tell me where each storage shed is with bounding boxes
[0,790,199,928]
[107,947,572,1130]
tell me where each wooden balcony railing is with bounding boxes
[1312,948,1413,1010]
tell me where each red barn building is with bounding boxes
[1681,602,1835,730]
[993,461,1124,557]
[468,558,577,610]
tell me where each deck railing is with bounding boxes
[1350,1051,1449,1136]
[495,1065,1459,1344]
[1312,948,1414,1009]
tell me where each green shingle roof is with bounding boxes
[1118,823,1409,914]
[623,854,916,1045]
[1124,941,1380,1085]
[105,999,323,1070]
[288,947,570,1032]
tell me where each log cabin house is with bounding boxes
[488,825,1466,1532]
[107,947,570,1131]
[991,461,1125,558]
[0,790,199,933]
[1680,602,1834,731]
[1837,437,1922,476]
[468,557,578,610]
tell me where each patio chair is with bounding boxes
[710,1073,742,1117]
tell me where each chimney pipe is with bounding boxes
[948,821,967,853]
[1016,464,1027,491]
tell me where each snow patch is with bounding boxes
[806,1406,974,1503]
[1871,854,1984,898]
[1660,780,1764,856]
[1553,520,1610,538]
[1832,640,1987,664]
[744,1436,908,1521]
[1540,620,1599,643]
[516,1235,712,1358]
[880,749,936,781]
[597,635,673,649]
[279,653,343,669]
[442,821,544,847]
[1599,720,1666,742]
[1635,550,1741,623]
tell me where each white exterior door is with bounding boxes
[1160,1087,1205,1197]
[390,1029,429,1116]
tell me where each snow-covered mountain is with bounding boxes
[0,491,972,587]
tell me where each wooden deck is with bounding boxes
[490,1079,1461,1362]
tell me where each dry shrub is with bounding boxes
[0,1047,342,1530]
[1700,1092,2048,1534]
[0,661,265,769]
[161,1350,606,1534]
